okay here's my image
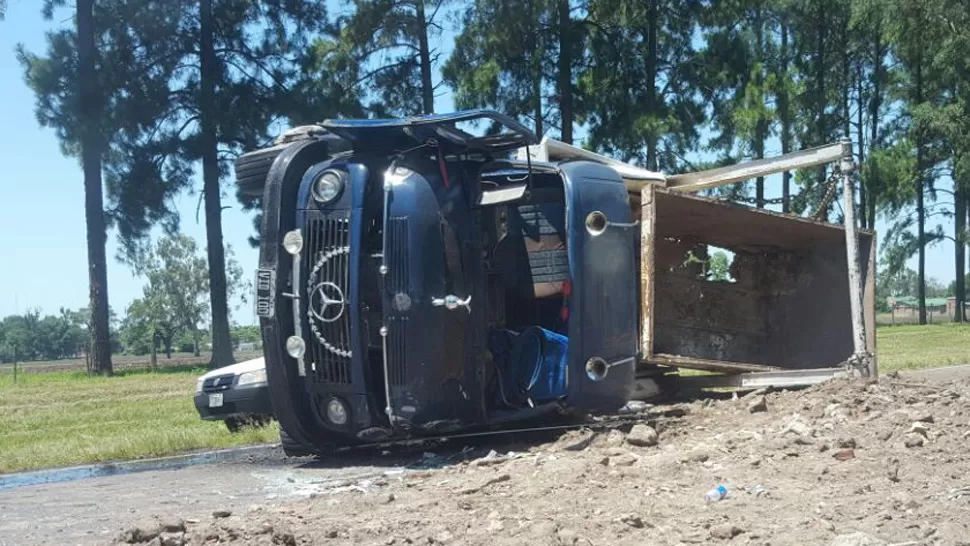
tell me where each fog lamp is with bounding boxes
[326,397,349,426]
[285,336,306,358]
[282,229,303,255]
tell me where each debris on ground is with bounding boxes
[103,375,970,546]
[624,423,658,447]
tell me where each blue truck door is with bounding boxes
[560,161,639,411]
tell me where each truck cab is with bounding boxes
[240,111,646,453]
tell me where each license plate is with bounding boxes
[255,268,276,318]
[208,393,224,408]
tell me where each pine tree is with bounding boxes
[579,0,705,172]
[20,0,327,368]
[889,0,946,324]
[334,0,449,116]
[444,0,582,139]
[699,0,778,207]
[18,0,115,374]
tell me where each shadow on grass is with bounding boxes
[113,363,209,377]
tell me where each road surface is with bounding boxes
[0,445,422,546]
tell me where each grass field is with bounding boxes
[0,351,263,374]
[0,365,279,473]
[0,324,968,474]
[876,322,970,372]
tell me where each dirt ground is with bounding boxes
[3,372,968,546]
[78,373,970,546]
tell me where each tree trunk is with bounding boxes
[77,0,113,376]
[955,175,966,323]
[528,4,543,137]
[415,0,434,114]
[780,20,791,213]
[644,0,659,171]
[754,3,765,208]
[201,0,234,369]
[915,57,926,325]
[868,25,883,230]
[193,332,201,357]
[816,4,827,188]
[557,0,573,144]
[150,327,158,371]
[841,14,851,143]
[856,61,867,228]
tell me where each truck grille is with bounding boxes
[385,217,409,386]
[387,217,409,292]
[305,213,352,385]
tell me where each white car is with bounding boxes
[194,357,274,432]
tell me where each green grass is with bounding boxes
[876,322,970,373]
[0,324,966,474]
[0,365,279,474]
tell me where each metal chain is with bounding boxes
[707,167,845,217]
[811,167,842,221]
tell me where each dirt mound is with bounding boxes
[109,375,970,546]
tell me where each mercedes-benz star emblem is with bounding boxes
[309,281,346,323]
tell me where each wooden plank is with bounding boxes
[647,353,779,374]
[640,185,656,359]
[666,142,847,193]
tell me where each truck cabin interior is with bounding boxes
[477,166,571,411]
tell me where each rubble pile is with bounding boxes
[111,375,970,546]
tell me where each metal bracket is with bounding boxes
[432,294,472,313]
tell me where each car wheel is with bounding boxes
[224,417,244,433]
[225,414,272,433]
[279,427,317,458]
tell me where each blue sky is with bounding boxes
[0,3,957,325]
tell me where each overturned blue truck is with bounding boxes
[234,110,877,456]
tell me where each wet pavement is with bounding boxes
[0,444,416,546]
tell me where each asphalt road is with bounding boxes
[0,445,421,546]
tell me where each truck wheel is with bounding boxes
[234,143,290,199]
[279,427,317,458]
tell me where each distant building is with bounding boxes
[887,296,958,320]
[947,297,970,318]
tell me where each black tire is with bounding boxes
[224,417,243,433]
[279,427,317,458]
[234,142,291,199]
[234,133,351,199]
[224,414,272,433]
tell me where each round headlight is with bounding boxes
[326,398,348,426]
[313,170,344,203]
[282,229,303,255]
[285,336,306,358]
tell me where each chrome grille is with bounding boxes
[385,217,409,386]
[305,213,352,385]
[202,374,235,393]
[387,217,409,292]
[387,316,408,386]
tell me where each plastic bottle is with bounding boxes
[704,485,728,502]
